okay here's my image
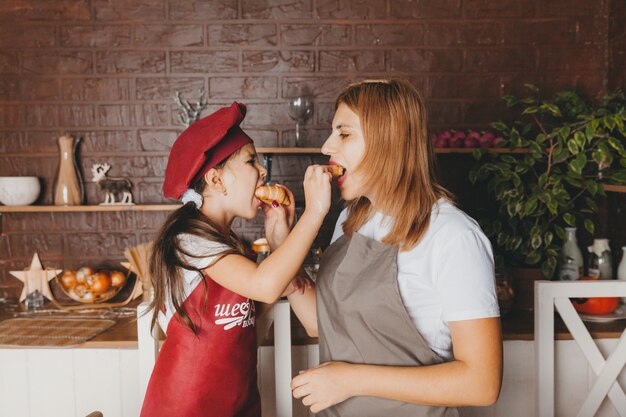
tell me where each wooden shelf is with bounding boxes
[602,184,626,193]
[257,147,321,154]
[435,147,530,154]
[0,204,181,213]
[257,147,530,154]
[5,184,620,213]
[5,148,619,215]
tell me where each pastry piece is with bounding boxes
[255,185,291,206]
[325,165,345,177]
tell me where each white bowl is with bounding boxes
[0,176,41,205]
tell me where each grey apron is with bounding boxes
[316,232,459,417]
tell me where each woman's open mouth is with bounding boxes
[329,161,347,188]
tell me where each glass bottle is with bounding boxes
[304,247,322,282]
[618,246,626,303]
[54,134,83,205]
[558,227,584,280]
[24,290,44,310]
[22,271,44,310]
[251,237,272,343]
[252,238,270,264]
[587,238,613,279]
[495,269,514,315]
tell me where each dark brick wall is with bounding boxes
[610,0,626,88]
[608,0,626,261]
[0,0,623,291]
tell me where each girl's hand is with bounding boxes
[303,165,332,217]
[291,361,354,413]
[280,273,314,297]
[261,186,296,250]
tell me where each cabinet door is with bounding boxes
[0,349,29,417]
[460,339,626,417]
[0,348,141,417]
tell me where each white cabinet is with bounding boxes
[2,339,625,417]
[0,348,140,417]
[461,339,626,417]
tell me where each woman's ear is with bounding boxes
[204,168,227,195]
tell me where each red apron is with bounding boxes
[140,274,261,417]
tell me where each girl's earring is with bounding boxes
[222,188,228,196]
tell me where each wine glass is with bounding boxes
[303,247,322,281]
[287,84,314,147]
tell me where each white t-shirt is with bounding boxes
[330,199,499,361]
[158,233,228,331]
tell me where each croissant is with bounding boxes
[255,185,291,206]
[325,165,345,177]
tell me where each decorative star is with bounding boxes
[10,253,62,302]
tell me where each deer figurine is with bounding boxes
[91,163,134,205]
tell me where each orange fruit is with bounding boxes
[571,276,620,315]
[87,271,111,295]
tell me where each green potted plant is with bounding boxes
[469,86,626,286]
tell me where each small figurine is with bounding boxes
[91,163,134,205]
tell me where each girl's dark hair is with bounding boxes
[148,157,246,334]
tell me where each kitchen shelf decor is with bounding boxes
[1,147,620,216]
[470,85,626,279]
[53,133,83,206]
[0,204,180,213]
[9,252,61,307]
[90,163,134,205]
[286,83,314,147]
[49,264,141,311]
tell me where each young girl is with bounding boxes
[140,102,332,417]
[288,80,503,416]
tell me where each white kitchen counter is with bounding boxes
[1,309,625,417]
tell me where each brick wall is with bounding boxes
[610,0,625,88]
[608,0,626,259]
[0,0,623,292]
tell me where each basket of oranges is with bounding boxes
[56,266,129,303]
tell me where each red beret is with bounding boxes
[163,102,253,200]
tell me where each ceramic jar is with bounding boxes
[53,134,83,205]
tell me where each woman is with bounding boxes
[288,79,503,416]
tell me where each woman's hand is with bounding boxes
[261,186,296,250]
[303,165,332,218]
[291,361,355,413]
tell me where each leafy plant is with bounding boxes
[469,85,626,279]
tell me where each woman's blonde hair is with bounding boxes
[338,79,454,250]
